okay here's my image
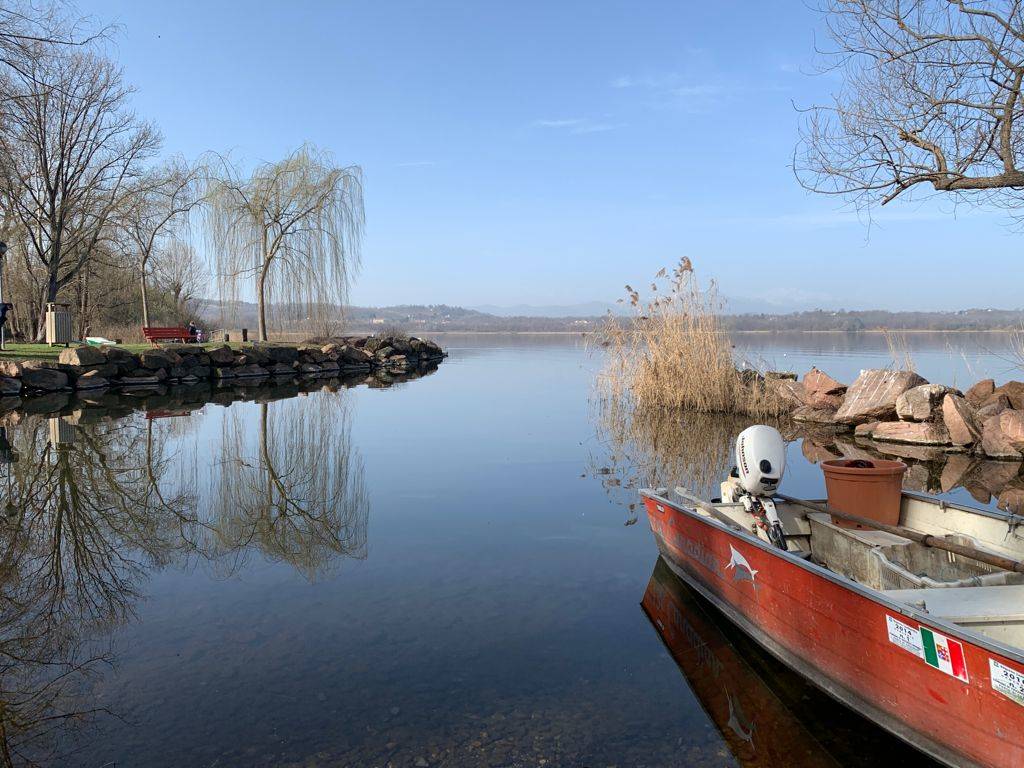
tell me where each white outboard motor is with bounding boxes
[730,425,789,551]
[736,425,786,497]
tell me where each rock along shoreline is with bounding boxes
[766,366,1024,461]
[0,334,446,399]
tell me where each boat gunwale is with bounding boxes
[900,487,1024,528]
[640,488,1024,666]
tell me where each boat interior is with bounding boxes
[681,489,1024,648]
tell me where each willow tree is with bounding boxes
[796,1,1024,215]
[206,145,364,341]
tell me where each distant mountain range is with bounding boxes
[197,299,1024,334]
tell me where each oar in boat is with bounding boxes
[776,493,1024,576]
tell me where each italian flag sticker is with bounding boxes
[920,627,969,682]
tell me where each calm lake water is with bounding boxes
[4,333,1018,767]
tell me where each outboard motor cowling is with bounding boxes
[736,425,786,497]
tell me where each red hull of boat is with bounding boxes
[643,492,1024,768]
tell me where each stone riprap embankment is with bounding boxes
[0,334,445,396]
[767,366,1024,460]
[763,366,1024,514]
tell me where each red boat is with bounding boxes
[641,427,1024,768]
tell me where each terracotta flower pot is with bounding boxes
[820,458,907,529]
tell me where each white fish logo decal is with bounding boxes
[726,544,758,588]
[726,690,756,746]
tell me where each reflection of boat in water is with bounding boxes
[641,426,1024,768]
[641,557,931,767]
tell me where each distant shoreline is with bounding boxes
[346,328,1020,336]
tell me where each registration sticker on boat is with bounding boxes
[886,615,924,658]
[990,659,1024,706]
[920,627,969,683]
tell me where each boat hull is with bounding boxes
[643,492,1024,768]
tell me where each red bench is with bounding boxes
[142,326,193,344]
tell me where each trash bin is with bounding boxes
[820,459,907,529]
[44,302,72,346]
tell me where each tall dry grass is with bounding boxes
[882,328,916,371]
[593,257,787,419]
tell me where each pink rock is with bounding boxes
[895,384,955,422]
[982,415,1024,459]
[834,369,927,424]
[768,378,806,408]
[1000,410,1024,451]
[792,404,837,423]
[871,421,950,445]
[854,421,880,437]
[965,378,995,407]
[995,381,1024,411]
[977,394,1012,420]
[942,394,981,446]
[807,391,843,410]
[803,367,846,409]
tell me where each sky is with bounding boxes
[82,0,1022,312]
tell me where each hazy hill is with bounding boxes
[196,300,1024,334]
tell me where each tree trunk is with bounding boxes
[33,278,56,342]
[256,268,268,342]
[76,270,90,339]
[140,268,150,328]
[256,234,271,342]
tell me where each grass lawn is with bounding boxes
[0,341,254,361]
[0,342,145,361]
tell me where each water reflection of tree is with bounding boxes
[590,398,778,522]
[0,415,200,766]
[0,387,370,762]
[212,396,369,580]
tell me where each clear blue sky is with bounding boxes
[86,0,1019,311]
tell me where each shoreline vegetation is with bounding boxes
[590,259,1024,515]
[594,259,788,421]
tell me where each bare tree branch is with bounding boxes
[796,0,1024,218]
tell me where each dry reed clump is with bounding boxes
[593,257,788,420]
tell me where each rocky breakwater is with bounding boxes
[0,334,446,396]
[767,366,1024,513]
